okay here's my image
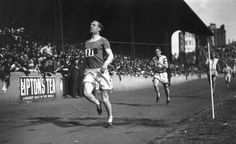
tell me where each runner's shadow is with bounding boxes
[29,116,170,128]
[29,117,103,128]
[72,117,170,127]
[112,117,170,127]
[112,102,156,107]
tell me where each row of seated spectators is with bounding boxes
[1,26,223,83]
[0,43,156,77]
[3,43,236,82]
[2,42,220,88]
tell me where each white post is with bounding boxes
[207,42,215,119]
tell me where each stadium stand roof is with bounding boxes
[0,0,212,57]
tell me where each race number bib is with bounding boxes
[85,48,94,57]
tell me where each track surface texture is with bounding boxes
[0,77,236,144]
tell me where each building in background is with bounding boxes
[208,23,226,48]
[172,23,226,56]
[171,23,226,67]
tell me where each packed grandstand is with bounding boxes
[1,26,236,93]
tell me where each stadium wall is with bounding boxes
[112,74,204,91]
[0,72,203,104]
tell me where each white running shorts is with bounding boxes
[83,68,113,91]
[153,72,168,85]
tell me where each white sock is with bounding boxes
[108,116,113,123]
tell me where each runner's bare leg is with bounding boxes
[101,90,113,123]
[84,82,100,108]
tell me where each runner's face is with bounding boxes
[90,21,100,34]
[155,49,161,56]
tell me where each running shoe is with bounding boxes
[166,98,170,105]
[105,122,113,128]
[156,96,160,103]
[97,100,102,115]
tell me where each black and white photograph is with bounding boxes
[0,0,236,143]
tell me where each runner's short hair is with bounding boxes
[94,20,103,31]
[155,46,161,51]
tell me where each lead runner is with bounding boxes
[82,20,114,128]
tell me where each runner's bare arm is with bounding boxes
[102,48,114,69]
[157,57,168,68]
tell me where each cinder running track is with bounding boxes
[0,77,235,144]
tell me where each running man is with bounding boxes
[151,47,170,105]
[206,52,220,94]
[223,63,233,88]
[82,20,114,128]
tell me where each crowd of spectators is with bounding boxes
[1,26,236,95]
[111,54,153,78]
[0,26,156,90]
